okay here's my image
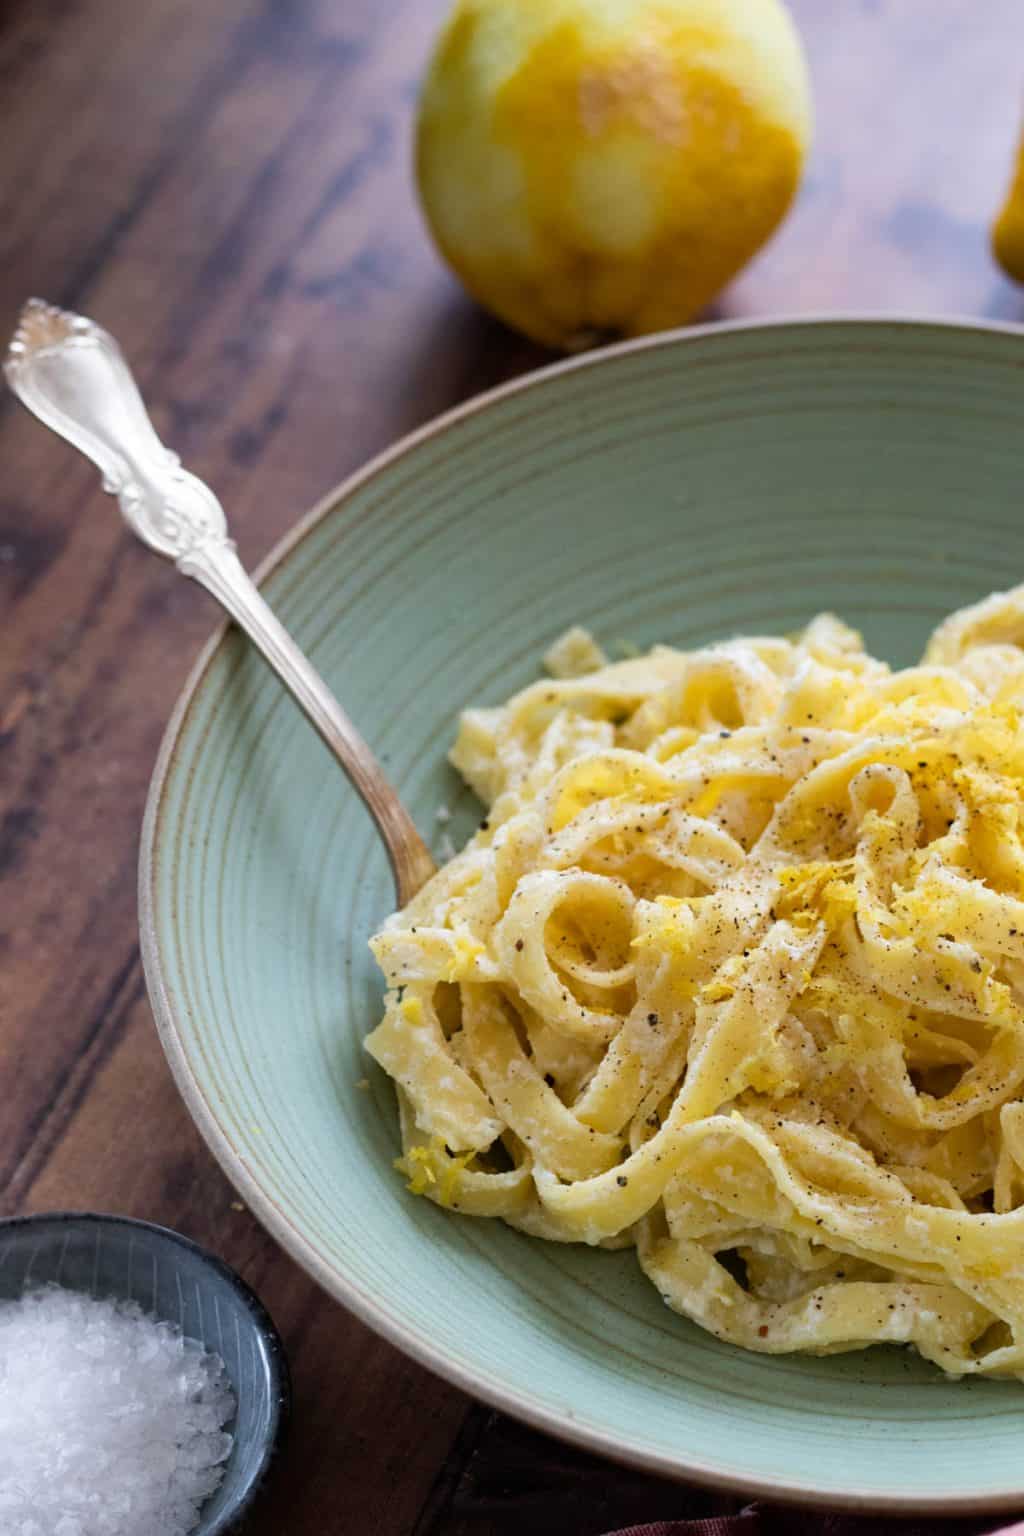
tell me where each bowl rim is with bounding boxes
[139,312,1024,1515]
[0,1209,291,1533]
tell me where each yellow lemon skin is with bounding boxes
[415,0,812,349]
[993,125,1024,284]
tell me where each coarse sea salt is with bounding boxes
[0,1285,236,1536]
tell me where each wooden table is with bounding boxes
[3,3,1024,1530]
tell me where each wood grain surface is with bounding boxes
[2,2,1024,1531]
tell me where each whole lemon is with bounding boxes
[415,0,812,349]
[993,122,1024,284]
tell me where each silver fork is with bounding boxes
[5,298,436,905]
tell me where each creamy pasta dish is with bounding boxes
[366,587,1024,1377]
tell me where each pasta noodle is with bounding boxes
[366,586,1024,1377]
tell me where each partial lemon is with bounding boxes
[415,0,812,349]
[993,121,1024,284]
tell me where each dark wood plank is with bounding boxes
[726,0,1024,322]
[3,2,1024,1533]
[411,1408,748,1536]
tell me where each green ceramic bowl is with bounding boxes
[141,318,1024,1515]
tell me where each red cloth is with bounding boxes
[601,1513,1024,1536]
[602,1512,761,1536]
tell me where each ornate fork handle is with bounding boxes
[5,299,435,905]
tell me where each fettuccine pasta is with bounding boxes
[366,590,1024,1377]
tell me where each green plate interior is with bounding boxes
[143,319,1024,1511]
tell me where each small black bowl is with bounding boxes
[0,1211,290,1534]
